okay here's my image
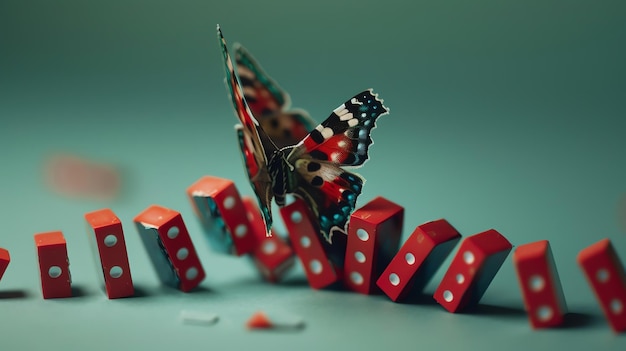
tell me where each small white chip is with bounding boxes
[179,310,219,326]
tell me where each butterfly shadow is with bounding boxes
[0,289,30,299]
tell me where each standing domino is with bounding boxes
[377,219,461,302]
[134,205,205,292]
[434,229,512,312]
[344,196,404,294]
[85,208,134,298]
[34,231,72,299]
[513,240,567,328]
[578,238,626,333]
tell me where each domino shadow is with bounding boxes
[0,289,30,299]
[560,312,594,329]
[465,303,527,318]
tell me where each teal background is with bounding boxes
[1,0,625,350]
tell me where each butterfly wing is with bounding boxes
[287,89,389,242]
[219,26,275,235]
[234,43,316,148]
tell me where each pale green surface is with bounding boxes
[1,1,626,350]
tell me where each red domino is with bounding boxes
[376,219,461,302]
[0,247,10,281]
[85,208,134,299]
[243,197,294,282]
[187,176,256,256]
[513,240,567,328]
[344,196,404,294]
[434,229,512,312]
[134,205,205,292]
[280,199,341,289]
[577,238,626,333]
[34,231,72,299]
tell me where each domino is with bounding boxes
[187,175,256,255]
[513,240,567,328]
[280,199,341,289]
[377,219,461,302]
[85,208,134,298]
[134,205,205,292]
[434,229,512,312]
[578,238,626,332]
[243,197,294,283]
[344,196,404,294]
[34,231,72,299]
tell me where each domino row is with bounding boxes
[189,176,626,333]
[26,176,296,299]
[1,174,624,333]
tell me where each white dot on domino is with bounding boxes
[109,266,123,278]
[356,228,369,241]
[223,196,235,210]
[48,266,62,278]
[536,306,553,322]
[463,251,474,264]
[186,267,199,280]
[529,275,545,292]
[177,247,189,260]
[350,272,364,285]
[300,236,311,248]
[309,260,322,274]
[443,290,453,302]
[235,224,248,238]
[596,268,609,283]
[611,299,623,315]
[167,226,179,239]
[389,273,400,286]
[104,234,117,247]
[291,211,302,223]
[354,251,366,263]
[405,253,415,265]
[262,241,277,255]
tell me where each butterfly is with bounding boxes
[218,26,389,244]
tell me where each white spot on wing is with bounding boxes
[321,127,334,139]
[237,66,255,79]
[339,113,353,121]
[333,104,348,115]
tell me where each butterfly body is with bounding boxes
[219,26,388,244]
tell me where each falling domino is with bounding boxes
[280,199,341,289]
[434,229,512,312]
[513,240,567,328]
[134,205,206,292]
[243,197,294,283]
[187,176,257,255]
[377,219,461,302]
[578,238,626,333]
